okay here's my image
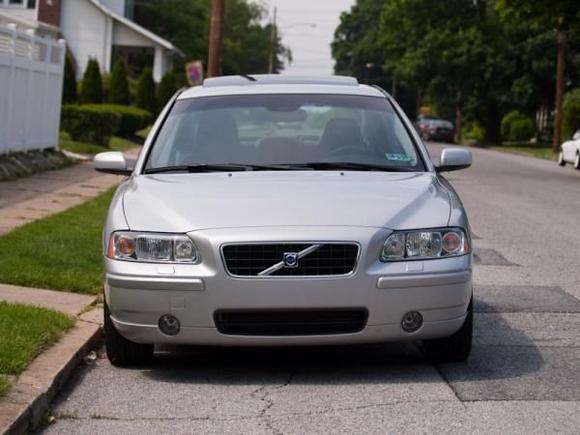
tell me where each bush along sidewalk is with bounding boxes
[0,149,75,182]
[61,104,151,148]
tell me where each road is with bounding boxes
[42,145,580,434]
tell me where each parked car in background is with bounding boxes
[416,116,455,143]
[558,129,580,169]
[94,75,474,367]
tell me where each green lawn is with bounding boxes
[59,132,140,155]
[0,189,114,294]
[488,143,558,161]
[0,301,73,397]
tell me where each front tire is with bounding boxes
[558,151,566,166]
[104,303,154,366]
[422,298,473,362]
[574,153,580,170]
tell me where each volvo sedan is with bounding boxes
[94,75,474,366]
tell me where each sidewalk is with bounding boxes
[0,148,140,235]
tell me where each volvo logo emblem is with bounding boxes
[283,252,299,268]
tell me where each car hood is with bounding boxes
[122,171,451,233]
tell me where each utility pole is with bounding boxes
[268,6,277,74]
[207,0,225,78]
[552,24,566,151]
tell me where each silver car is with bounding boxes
[95,75,474,366]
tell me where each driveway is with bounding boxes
[42,144,580,434]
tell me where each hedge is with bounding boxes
[563,89,580,140]
[82,104,152,138]
[500,110,525,141]
[61,105,120,147]
[509,118,535,142]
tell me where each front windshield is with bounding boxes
[145,94,425,171]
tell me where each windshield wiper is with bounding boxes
[143,164,251,174]
[298,162,416,172]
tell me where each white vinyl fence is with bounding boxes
[0,24,65,155]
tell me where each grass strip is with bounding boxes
[0,301,74,397]
[0,189,115,293]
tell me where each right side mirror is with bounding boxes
[436,148,472,173]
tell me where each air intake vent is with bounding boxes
[214,309,368,336]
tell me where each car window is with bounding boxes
[145,94,425,171]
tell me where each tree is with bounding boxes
[136,67,156,114]
[79,58,103,104]
[108,59,130,105]
[496,0,580,149]
[62,54,77,104]
[133,0,291,75]
[157,71,178,108]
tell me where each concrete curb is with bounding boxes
[0,310,102,435]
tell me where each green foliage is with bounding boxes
[83,104,152,138]
[563,89,580,139]
[501,110,526,140]
[509,118,536,142]
[133,0,291,75]
[79,58,103,104]
[59,132,140,155]
[60,105,120,147]
[332,0,580,143]
[136,67,156,114]
[464,122,486,142]
[157,71,178,108]
[108,59,131,105]
[0,189,115,293]
[62,54,77,104]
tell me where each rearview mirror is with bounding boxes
[436,148,472,172]
[94,152,131,176]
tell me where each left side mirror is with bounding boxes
[94,151,132,175]
[436,148,472,173]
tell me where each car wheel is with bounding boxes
[104,303,154,366]
[557,152,566,166]
[574,153,580,170]
[421,298,472,363]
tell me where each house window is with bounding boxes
[0,0,35,8]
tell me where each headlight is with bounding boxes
[107,231,200,263]
[380,228,470,261]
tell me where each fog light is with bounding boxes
[401,311,423,333]
[159,314,180,336]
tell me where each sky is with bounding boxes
[267,0,356,76]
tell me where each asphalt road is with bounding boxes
[42,144,580,434]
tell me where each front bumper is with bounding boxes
[105,226,472,346]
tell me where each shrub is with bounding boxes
[136,67,157,114]
[82,104,152,138]
[563,89,580,140]
[61,105,120,147]
[500,110,525,141]
[62,55,77,104]
[108,59,130,105]
[509,118,536,142]
[80,58,103,104]
[157,72,177,108]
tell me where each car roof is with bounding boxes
[178,74,387,100]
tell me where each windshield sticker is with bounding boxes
[385,153,412,162]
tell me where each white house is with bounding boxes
[0,0,183,82]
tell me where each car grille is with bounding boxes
[214,309,368,336]
[221,243,359,277]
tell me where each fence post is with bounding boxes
[5,23,17,154]
[23,29,35,153]
[54,39,66,151]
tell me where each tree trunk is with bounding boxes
[455,92,462,143]
[552,25,566,151]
